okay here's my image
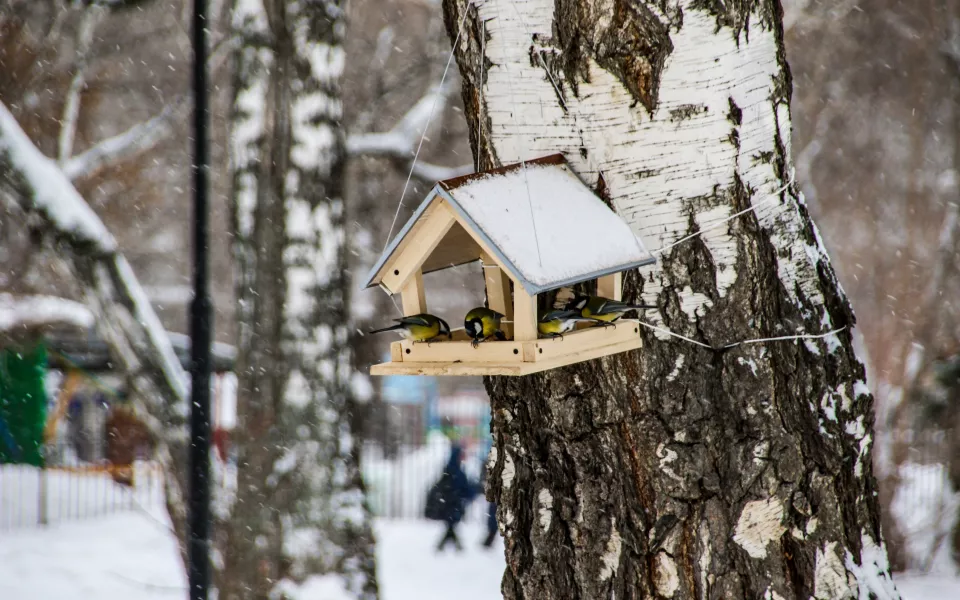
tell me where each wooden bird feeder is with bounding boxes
[363,154,657,376]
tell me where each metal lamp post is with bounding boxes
[189,1,213,599]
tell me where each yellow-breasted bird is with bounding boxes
[369,313,452,342]
[464,307,506,348]
[566,295,657,326]
[537,309,587,340]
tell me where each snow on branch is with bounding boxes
[346,79,472,183]
[62,100,182,181]
[0,99,187,421]
[0,103,116,250]
[0,98,189,542]
[0,294,94,334]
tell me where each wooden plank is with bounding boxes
[597,272,622,301]
[481,251,513,317]
[513,288,537,341]
[371,361,529,376]
[518,336,642,373]
[528,321,641,362]
[390,341,403,363]
[398,339,524,363]
[368,336,642,377]
[481,250,513,338]
[400,270,427,315]
[381,200,456,293]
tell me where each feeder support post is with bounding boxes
[597,272,622,301]
[513,289,537,341]
[400,270,427,315]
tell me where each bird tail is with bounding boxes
[369,323,404,335]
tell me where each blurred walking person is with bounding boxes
[425,443,478,552]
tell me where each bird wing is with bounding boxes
[593,299,629,315]
[541,309,580,322]
[396,315,432,328]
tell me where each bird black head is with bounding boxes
[465,317,484,339]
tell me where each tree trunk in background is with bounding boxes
[222,1,378,598]
[442,1,898,598]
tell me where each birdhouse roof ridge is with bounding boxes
[362,153,657,295]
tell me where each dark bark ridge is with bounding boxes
[442,1,891,599]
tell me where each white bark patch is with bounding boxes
[502,451,516,490]
[653,552,680,598]
[815,542,851,600]
[538,488,553,531]
[694,205,739,298]
[733,498,785,559]
[737,356,759,376]
[599,518,622,581]
[656,443,683,481]
[679,286,714,321]
[698,519,712,596]
[763,588,788,600]
[845,533,901,600]
[666,354,686,381]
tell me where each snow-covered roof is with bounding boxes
[363,154,656,295]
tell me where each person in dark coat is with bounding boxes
[436,444,478,552]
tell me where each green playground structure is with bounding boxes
[0,344,48,467]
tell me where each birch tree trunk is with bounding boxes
[221,1,378,598]
[442,1,899,598]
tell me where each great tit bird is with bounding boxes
[464,307,506,348]
[369,313,452,342]
[566,295,657,326]
[537,309,587,340]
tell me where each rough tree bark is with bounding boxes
[222,0,378,598]
[442,1,899,598]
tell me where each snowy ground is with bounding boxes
[0,504,957,600]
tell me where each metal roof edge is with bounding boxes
[524,256,659,295]
[359,186,442,290]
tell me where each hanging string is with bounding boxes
[491,0,543,267]
[382,1,472,253]
[476,18,485,173]
[633,320,848,352]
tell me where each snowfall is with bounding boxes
[1,459,959,599]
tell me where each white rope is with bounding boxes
[636,319,847,351]
[723,327,847,349]
[636,320,713,348]
[382,1,472,253]
[652,169,796,256]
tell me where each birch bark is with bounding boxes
[222,0,377,598]
[442,1,899,598]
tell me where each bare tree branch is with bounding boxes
[63,100,182,181]
[58,4,107,165]
[0,100,190,550]
[346,79,473,183]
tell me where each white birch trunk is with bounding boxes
[443,1,899,598]
[223,1,378,598]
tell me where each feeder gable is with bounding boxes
[363,154,656,295]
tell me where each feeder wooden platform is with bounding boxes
[370,321,643,376]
